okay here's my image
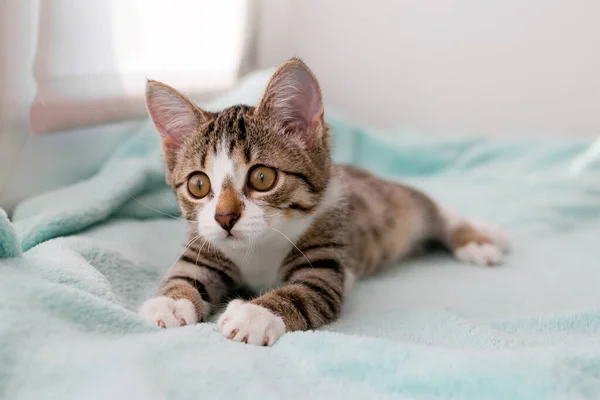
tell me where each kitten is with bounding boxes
[139,58,508,346]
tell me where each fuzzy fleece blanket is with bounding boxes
[1,69,600,399]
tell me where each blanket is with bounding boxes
[2,69,600,399]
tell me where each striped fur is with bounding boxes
[140,58,507,345]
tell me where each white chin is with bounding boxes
[215,232,250,249]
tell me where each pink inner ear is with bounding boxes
[146,83,199,150]
[289,71,322,125]
[146,105,171,139]
[264,65,324,144]
[160,133,181,152]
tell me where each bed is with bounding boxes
[1,69,600,399]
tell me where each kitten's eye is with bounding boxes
[187,172,211,199]
[248,166,277,192]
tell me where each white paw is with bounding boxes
[139,296,198,328]
[217,300,286,346]
[471,220,510,252]
[455,242,503,266]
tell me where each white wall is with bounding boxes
[0,0,40,214]
[257,0,600,137]
[0,2,106,214]
[0,1,137,214]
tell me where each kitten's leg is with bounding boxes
[436,206,509,266]
[139,241,239,328]
[217,258,344,346]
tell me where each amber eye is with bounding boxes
[187,172,211,199]
[248,166,277,192]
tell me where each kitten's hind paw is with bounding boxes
[455,242,503,266]
[139,296,198,328]
[451,221,509,267]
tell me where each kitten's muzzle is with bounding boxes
[214,213,240,233]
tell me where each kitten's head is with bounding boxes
[146,58,331,249]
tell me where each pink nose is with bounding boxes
[214,213,239,232]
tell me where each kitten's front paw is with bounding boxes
[218,300,286,346]
[139,296,198,328]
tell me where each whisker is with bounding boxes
[200,238,210,254]
[241,235,252,266]
[207,241,223,262]
[247,236,255,265]
[167,233,203,271]
[129,196,190,221]
[194,238,210,266]
[267,226,313,270]
[240,230,266,235]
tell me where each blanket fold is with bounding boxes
[0,208,20,258]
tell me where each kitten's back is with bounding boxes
[338,165,442,276]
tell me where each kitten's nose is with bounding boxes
[214,213,239,232]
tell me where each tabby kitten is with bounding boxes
[139,58,508,346]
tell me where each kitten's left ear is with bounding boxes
[255,58,324,146]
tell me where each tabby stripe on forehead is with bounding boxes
[199,150,208,169]
[227,116,236,133]
[169,275,211,303]
[238,117,246,141]
[280,170,319,193]
[236,113,246,140]
[200,121,216,167]
[282,259,342,282]
[180,255,235,287]
[205,120,215,134]
[243,145,252,163]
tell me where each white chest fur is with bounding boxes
[220,209,321,292]
[224,234,295,293]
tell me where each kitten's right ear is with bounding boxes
[145,80,212,170]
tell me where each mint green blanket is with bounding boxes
[2,70,600,399]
